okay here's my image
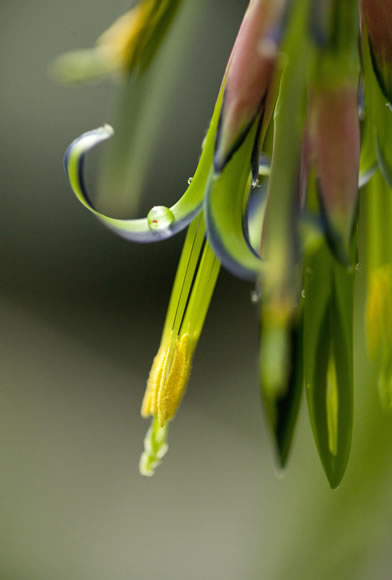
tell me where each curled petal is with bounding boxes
[64,80,224,243]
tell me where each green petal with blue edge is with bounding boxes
[64,78,225,243]
[244,172,268,255]
[204,117,264,281]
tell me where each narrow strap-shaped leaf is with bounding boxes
[64,78,224,242]
[304,242,354,488]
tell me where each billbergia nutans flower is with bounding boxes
[62,0,392,487]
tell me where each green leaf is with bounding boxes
[304,242,354,488]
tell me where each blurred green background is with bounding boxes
[1,1,392,578]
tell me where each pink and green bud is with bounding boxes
[214,0,287,173]
[361,0,392,101]
[309,83,360,258]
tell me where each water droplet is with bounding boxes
[187,177,193,185]
[301,289,306,299]
[355,263,361,272]
[251,290,260,303]
[147,206,175,232]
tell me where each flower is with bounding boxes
[52,0,183,83]
[64,0,392,487]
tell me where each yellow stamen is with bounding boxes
[157,332,197,426]
[139,215,220,475]
[140,340,168,418]
[141,330,197,425]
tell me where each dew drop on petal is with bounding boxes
[147,206,175,232]
[251,290,260,303]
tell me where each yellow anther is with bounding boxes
[141,330,196,426]
[157,333,196,426]
[140,342,166,418]
[141,329,174,417]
